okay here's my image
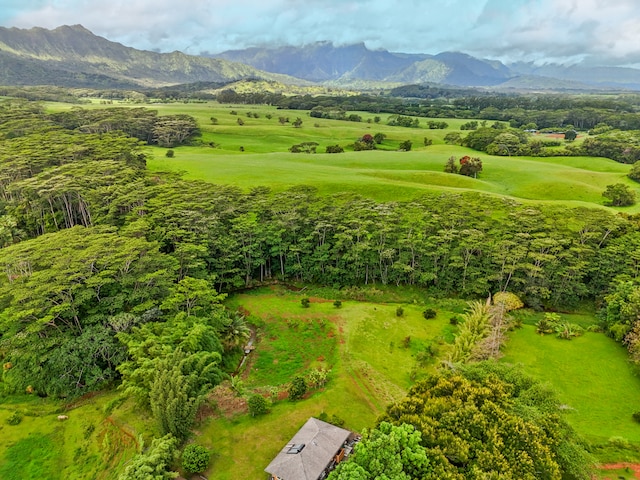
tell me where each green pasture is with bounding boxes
[501,324,640,448]
[203,286,462,479]
[44,100,638,210]
[0,392,140,480]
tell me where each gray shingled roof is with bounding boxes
[265,417,351,480]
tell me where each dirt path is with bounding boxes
[599,463,640,479]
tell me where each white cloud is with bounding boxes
[2,0,640,65]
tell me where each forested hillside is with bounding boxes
[2,97,640,478]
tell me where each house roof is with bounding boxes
[265,417,351,480]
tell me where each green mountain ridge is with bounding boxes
[0,24,308,88]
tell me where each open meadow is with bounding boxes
[2,286,640,478]
[46,100,639,210]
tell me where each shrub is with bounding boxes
[398,139,412,151]
[423,308,437,319]
[248,394,269,417]
[536,313,560,335]
[182,444,211,474]
[449,316,460,325]
[373,132,386,144]
[165,149,174,158]
[493,292,524,311]
[633,412,640,424]
[301,298,310,308]
[396,306,404,317]
[288,376,307,400]
[326,144,344,153]
[329,414,345,427]
[5,411,22,425]
[333,300,342,308]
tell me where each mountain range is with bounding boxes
[2,24,640,91]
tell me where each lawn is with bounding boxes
[501,324,640,446]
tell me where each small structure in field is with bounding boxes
[265,417,355,480]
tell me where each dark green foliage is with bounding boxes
[325,144,344,153]
[444,155,458,173]
[444,132,462,144]
[288,376,307,400]
[301,297,310,308]
[602,183,636,206]
[564,129,578,141]
[373,132,386,144]
[5,411,22,425]
[449,316,459,325]
[247,394,269,416]
[289,142,318,153]
[377,363,593,479]
[422,308,437,319]
[150,351,203,440]
[387,115,419,128]
[458,155,483,177]
[629,162,640,182]
[329,422,431,480]
[398,139,412,151]
[165,149,174,158]
[181,444,211,474]
[119,434,178,480]
[427,120,447,129]
[292,117,303,128]
[333,300,342,308]
[396,306,404,317]
[633,411,640,423]
[460,120,478,130]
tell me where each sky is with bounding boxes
[1,0,640,66]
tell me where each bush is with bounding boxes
[248,394,269,417]
[633,412,640,424]
[423,308,437,319]
[333,300,342,308]
[182,444,211,474]
[449,316,460,325]
[288,376,307,400]
[326,144,344,153]
[396,306,404,317]
[398,140,412,151]
[165,149,174,158]
[301,298,310,308]
[5,411,22,425]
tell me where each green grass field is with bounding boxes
[3,288,640,477]
[202,286,463,479]
[502,324,640,446]
[45,100,639,210]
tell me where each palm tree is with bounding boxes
[221,311,251,351]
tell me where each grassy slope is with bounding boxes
[202,287,461,479]
[502,325,640,444]
[45,100,639,210]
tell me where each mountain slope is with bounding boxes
[0,25,306,87]
[213,43,513,86]
[214,42,428,82]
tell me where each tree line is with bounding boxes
[1,99,640,400]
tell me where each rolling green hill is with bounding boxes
[0,25,307,88]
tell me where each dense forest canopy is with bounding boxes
[2,95,640,479]
[0,98,639,397]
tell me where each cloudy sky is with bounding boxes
[1,0,639,66]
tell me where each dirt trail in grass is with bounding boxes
[600,463,640,479]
